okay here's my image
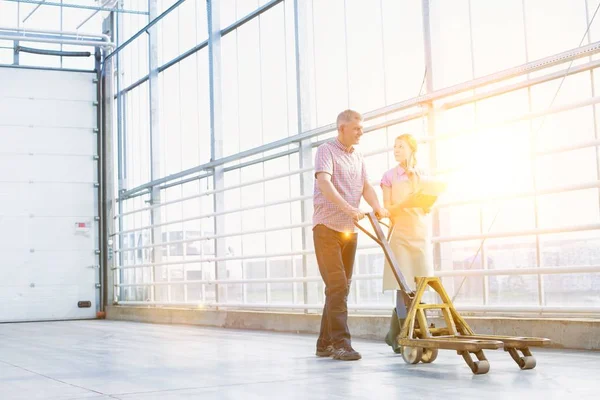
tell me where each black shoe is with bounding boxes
[332,346,362,361]
[316,345,334,357]
[385,308,403,354]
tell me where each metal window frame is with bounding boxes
[2,0,148,14]
[113,1,600,316]
[119,44,600,200]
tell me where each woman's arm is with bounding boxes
[383,185,434,215]
[382,185,405,216]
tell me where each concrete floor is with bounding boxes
[0,320,597,400]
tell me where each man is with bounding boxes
[313,109,389,361]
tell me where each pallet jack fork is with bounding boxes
[356,212,551,375]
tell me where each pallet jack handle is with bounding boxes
[355,212,414,316]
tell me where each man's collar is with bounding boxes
[334,138,354,153]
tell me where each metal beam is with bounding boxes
[0,63,93,73]
[438,180,600,209]
[114,221,312,253]
[118,41,600,199]
[101,11,116,311]
[294,0,314,310]
[118,86,600,205]
[3,0,147,14]
[114,194,311,236]
[441,59,600,110]
[207,0,226,306]
[118,75,149,97]
[0,25,111,41]
[22,0,47,23]
[421,0,443,283]
[13,40,19,65]
[94,47,104,315]
[112,265,600,285]
[115,167,312,219]
[104,0,186,62]
[436,95,600,143]
[113,300,600,314]
[115,176,600,227]
[371,40,600,119]
[115,0,125,303]
[0,31,113,48]
[148,0,162,303]
[114,39,209,98]
[159,39,208,72]
[76,0,117,30]
[114,0,283,96]
[118,109,422,202]
[221,0,284,36]
[432,223,600,243]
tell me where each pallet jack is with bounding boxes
[356,212,551,375]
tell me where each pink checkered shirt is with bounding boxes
[313,138,367,233]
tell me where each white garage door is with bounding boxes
[0,66,99,322]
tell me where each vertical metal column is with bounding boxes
[13,40,19,65]
[115,0,125,302]
[207,0,226,305]
[466,0,488,305]
[148,0,162,302]
[95,47,104,313]
[521,0,545,307]
[585,0,600,233]
[14,6,19,65]
[60,0,63,68]
[102,13,116,310]
[294,0,314,310]
[421,0,441,285]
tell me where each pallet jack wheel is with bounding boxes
[401,346,423,364]
[472,360,490,375]
[520,356,536,370]
[420,348,438,363]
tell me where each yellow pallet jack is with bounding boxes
[356,212,551,374]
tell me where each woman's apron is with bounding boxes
[382,179,433,292]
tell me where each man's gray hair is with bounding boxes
[336,109,363,129]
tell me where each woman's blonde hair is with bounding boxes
[395,134,420,190]
[395,134,418,170]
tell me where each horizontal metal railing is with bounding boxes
[113,43,600,315]
[115,264,600,287]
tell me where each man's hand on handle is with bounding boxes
[347,206,390,223]
[346,207,365,222]
[374,207,390,220]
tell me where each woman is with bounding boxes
[381,134,438,352]
[380,133,434,292]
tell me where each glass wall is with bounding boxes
[429,0,600,309]
[114,0,600,313]
[4,0,597,314]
